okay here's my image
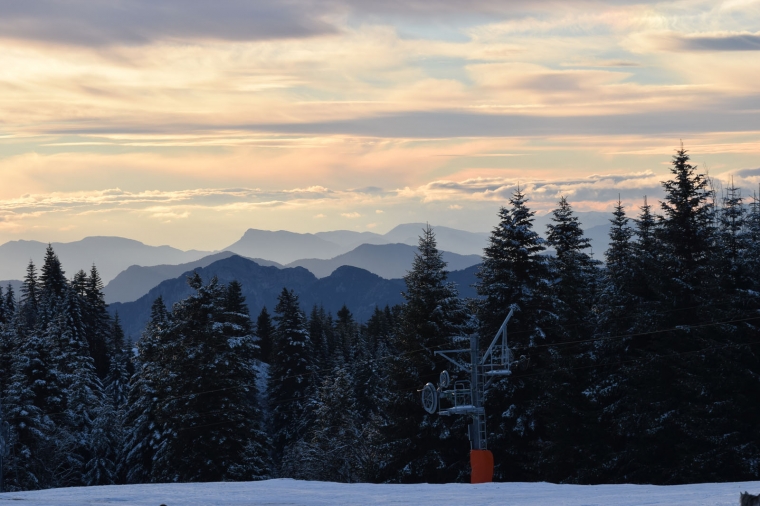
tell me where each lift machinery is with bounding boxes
[421,307,518,484]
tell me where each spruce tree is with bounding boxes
[380,225,469,483]
[533,196,600,482]
[255,306,274,363]
[587,199,643,482]
[545,196,600,324]
[335,305,358,363]
[658,145,714,305]
[39,244,67,311]
[4,283,15,316]
[716,180,750,290]
[475,188,553,481]
[747,188,760,292]
[288,367,367,482]
[83,265,112,379]
[50,286,105,487]
[20,261,39,329]
[630,196,662,302]
[3,325,58,490]
[307,305,332,372]
[122,297,168,484]
[268,288,313,469]
[105,313,130,412]
[151,275,270,482]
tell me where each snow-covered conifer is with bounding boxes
[268,288,313,469]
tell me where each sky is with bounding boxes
[1,0,759,251]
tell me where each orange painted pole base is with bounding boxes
[470,449,494,484]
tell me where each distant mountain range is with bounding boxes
[101,243,479,304]
[102,252,283,304]
[108,256,407,339]
[0,237,211,284]
[109,255,481,339]
[285,243,481,279]
[1,216,614,307]
[222,223,490,263]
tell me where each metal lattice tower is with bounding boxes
[421,306,519,462]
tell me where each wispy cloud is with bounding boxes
[649,31,760,52]
[0,1,338,46]
[0,0,759,247]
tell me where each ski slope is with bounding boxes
[1,479,758,505]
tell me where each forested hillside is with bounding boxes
[1,148,759,491]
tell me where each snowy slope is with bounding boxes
[2,479,758,505]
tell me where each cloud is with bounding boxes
[413,171,666,209]
[341,212,361,218]
[654,31,760,52]
[0,1,337,47]
[239,108,760,139]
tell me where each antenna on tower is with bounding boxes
[421,305,524,483]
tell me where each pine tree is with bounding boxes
[545,196,600,324]
[122,297,168,484]
[586,199,645,482]
[380,225,469,483]
[219,280,271,479]
[151,275,269,482]
[83,265,112,379]
[39,245,67,311]
[630,196,662,302]
[716,180,750,290]
[20,261,39,329]
[3,325,58,490]
[105,313,130,413]
[255,306,274,363]
[528,196,600,482]
[0,286,5,326]
[475,188,554,481]
[335,305,358,363]
[268,288,313,471]
[307,305,332,372]
[658,145,714,305]
[747,187,760,292]
[50,286,105,487]
[4,283,15,316]
[287,367,368,482]
[83,401,119,486]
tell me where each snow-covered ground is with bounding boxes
[1,479,759,505]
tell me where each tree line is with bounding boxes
[1,146,759,489]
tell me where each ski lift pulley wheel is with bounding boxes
[421,382,438,414]
[439,370,450,388]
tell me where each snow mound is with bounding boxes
[2,478,759,505]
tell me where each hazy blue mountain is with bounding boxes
[286,243,482,279]
[0,237,211,284]
[224,223,490,262]
[314,230,389,249]
[109,255,478,340]
[584,223,614,258]
[102,251,283,304]
[110,255,316,339]
[447,264,480,299]
[224,229,343,264]
[0,279,23,299]
[383,223,489,256]
[299,265,406,320]
[533,210,612,258]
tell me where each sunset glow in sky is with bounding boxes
[1,0,760,250]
